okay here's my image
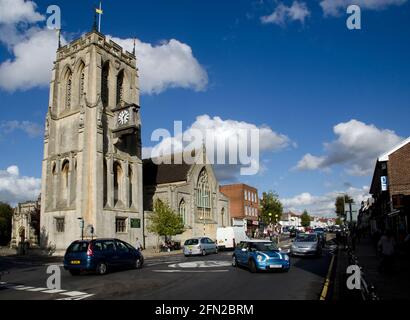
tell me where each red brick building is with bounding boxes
[219,184,259,235]
[369,137,410,238]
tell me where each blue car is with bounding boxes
[232,240,290,273]
[64,238,144,275]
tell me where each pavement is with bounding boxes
[0,237,333,300]
[332,235,410,300]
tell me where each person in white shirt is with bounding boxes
[378,230,395,272]
[135,237,143,251]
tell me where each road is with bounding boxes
[0,241,335,300]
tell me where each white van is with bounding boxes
[217,227,249,250]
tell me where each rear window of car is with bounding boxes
[296,234,317,242]
[184,239,199,245]
[67,241,89,253]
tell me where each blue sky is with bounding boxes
[0,0,409,215]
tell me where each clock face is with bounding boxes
[118,110,130,125]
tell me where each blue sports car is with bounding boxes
[232,240,290,273]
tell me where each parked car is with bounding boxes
[232,240,290,273]
[217,226,249,250]
[183,237,218,256]
[64,238,144,276]
[290,233,322,257]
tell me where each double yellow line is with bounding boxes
[319,254,335,300]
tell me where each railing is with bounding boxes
[346,247,379,301]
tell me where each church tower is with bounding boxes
[40,29,143,251]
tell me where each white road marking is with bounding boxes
[41,289,66,294]
[60,291,89,297]
[57,293,94,300]
[14,286,35,290]
[1,281,94,300]
[169,260,231,268]
[27,287,48,292]
[153,269,229,273]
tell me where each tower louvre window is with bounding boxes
[101,62,109,107]
[116,70,124,106]
[65,71,72,109]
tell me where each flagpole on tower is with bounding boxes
[98,1,102,32]
[95,1,103,33]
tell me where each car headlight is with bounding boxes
[257,255,263,262]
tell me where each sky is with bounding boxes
[0,0,409,216]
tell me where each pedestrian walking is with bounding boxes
[135,237,143,251]
[378,230,395,273]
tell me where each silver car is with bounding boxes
[290,233,322,257]
[183,237,218,256]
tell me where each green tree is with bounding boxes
[335,217,342,226]
[260,191,283,225]
[335,195,354,217]
[0,202,13,245]
[301,210,311,228]
[148,199,185,252]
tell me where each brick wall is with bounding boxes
[388,142,410,196]
[219,184,259,220]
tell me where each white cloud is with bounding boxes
[261,1,310,26]
[320,0,407,16]
[295,119,403,176]
[0,165,41,205]
[108,36,208,94]
[0,120,43,137]
[0,0,44,24]
[281,186,370,217]
[144,114,292,180]
[0,28,60,91]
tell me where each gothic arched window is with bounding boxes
[128,164,133,208]
[78,61,85,102]
[221,207,225,227]
[179,199,187,224]
[113,161,123,206]
[64,69,73,109]
[61,160,69,205]
[101,62,109,107]
[116,70,124,106]
[196,169,211,220]
[103,159,107,206]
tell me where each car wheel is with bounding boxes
[69,270,80,276]
[96,262,108,275]
[202,249,206,256]
[232,255,238,267]
[249,259,257,273]
[135,258,142,269]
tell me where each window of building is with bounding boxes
[113,161,123,206]
[101,62,109,107]
[65,70,72,109]
[115,217,127,233]
[179,199,186,224]
[196,169,211,220]
[55,217,65,232]
[116,70,124,106]
[244,190,247,201]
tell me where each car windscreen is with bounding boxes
[295,234,317,242]
[184,239,199,245]
[251,242,278,251]
[67,241,89,253]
